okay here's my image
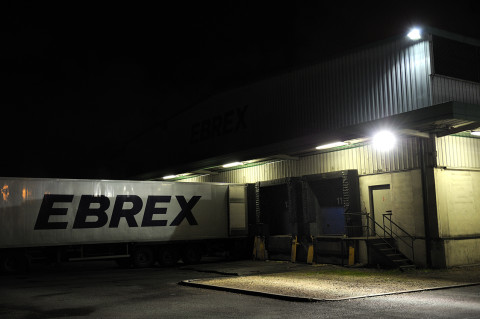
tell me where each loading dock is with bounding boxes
[132,28,480,268]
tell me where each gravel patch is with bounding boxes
[189,263,480,300]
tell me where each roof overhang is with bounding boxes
[137,101,480,180]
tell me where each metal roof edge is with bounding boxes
[424,26,480,47]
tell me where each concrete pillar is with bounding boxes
[420,135,446,268]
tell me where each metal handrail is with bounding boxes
[344,211,415,262]
[382,213,415,262]
[344,212,396,252]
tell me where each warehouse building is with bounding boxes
[135,27,480,269]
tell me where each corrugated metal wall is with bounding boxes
[431,75,480,105]
[291,38,432,129]
[183,137,422,184]
[436,135,480,169]
[165,37,433,165]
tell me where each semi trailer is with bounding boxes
[0,177,252,272]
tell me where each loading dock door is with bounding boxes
[229,185,248,236]
[369,185,391,236]
[259,184,290,235]
[304,178,345,236]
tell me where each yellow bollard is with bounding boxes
[253,236,266,261]
[306,236,315,264]
[348,245,355,266]
[291,236,298,263]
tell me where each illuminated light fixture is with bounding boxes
[407,28,422,40]
[163,175,178,180]
[315,141,348,150]
[372,130,396,151]
[222,162,243,168]
[471,131,480,136]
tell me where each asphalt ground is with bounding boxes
[1,259,480,318]
[180,260,480,302]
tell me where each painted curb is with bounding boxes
[179,279,480,302]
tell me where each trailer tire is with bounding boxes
[158,248,179,266]
[181,246,202,265]
[132,247,154,268]
[1,252,30,273]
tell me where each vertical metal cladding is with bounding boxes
[182,137,422,184]
[167,37,432,160]
[291,38,432,129]
[431,75,480,105]
[436,135,480,169]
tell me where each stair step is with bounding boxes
[399,265,416,270]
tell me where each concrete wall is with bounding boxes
[434,168,480,267]
[359,170,427,266]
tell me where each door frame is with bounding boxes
[368,184,391,236]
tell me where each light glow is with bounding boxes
[315,141,348,150]
[222,162,243,168]
[407,28,421,40]
[471,131,480,136]
[372,130,396,151]
[1,185,9,201]
[163,175,178,180]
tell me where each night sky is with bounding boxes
[3,1,480,180]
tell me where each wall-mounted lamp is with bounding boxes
[222,162,243,168]
[315,141,348,150]
[372,130,396,151]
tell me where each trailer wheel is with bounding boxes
[158,248,179,267]
[181,246,202,265]
[1,253,30,273]
[132,247,154,268]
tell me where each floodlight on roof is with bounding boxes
[407,28,422,40]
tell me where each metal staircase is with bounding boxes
[368,238,415,270]
[346,211,416,270]
[368,211,416,270]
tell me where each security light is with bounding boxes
[372,130,396,151]
[315,141,348,150]
[471,131,480,136]
[407,28,422,40]
[222,162,243,168]
[163,175,178,180]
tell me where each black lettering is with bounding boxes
[235,105,248,131]
[222,110,234,134]
[141,196,170,227]
[73,195,110,229]
[109,195,142,228]
[34,194,73,230]
[200,119,211,141]
[169,196,201,226]
[212,115,223,137]
[190,122,200,143]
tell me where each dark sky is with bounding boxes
[2,1,480,179]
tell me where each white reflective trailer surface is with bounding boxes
[0,178,229,248]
